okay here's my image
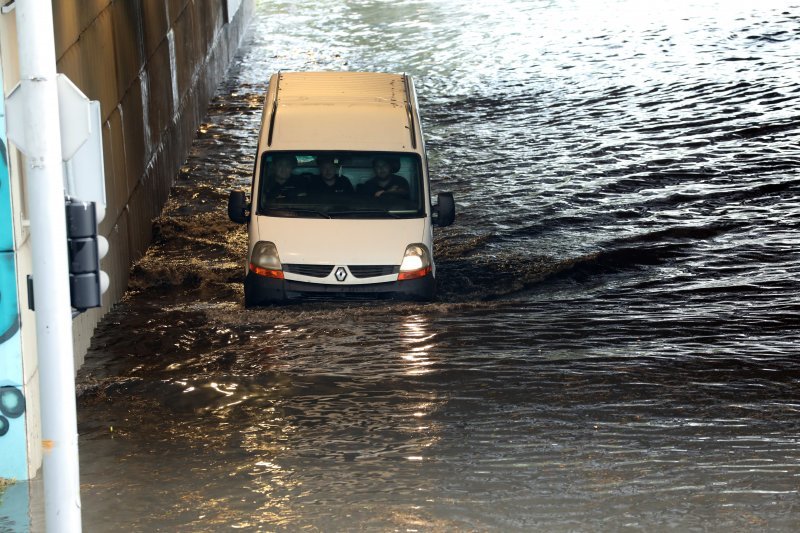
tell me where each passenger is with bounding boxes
[308,155,354,195]
[265,154,306,200]
[357,156,410,199]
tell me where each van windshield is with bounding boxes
[256,152,425,219]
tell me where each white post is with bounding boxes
[14,1,82,531]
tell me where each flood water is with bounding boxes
[75,1,800,531]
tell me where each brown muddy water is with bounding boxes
[68,0,800,531]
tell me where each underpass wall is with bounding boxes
[0,0,252,479]
[49,0,254,365]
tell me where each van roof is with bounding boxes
[262,72,420,152]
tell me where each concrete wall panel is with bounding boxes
[53,0,114,61]
[98,118,115,237]
[54,44,85,98]
[141,0,169,60]
[145,39,174,148]
[104,210,131,306]
[99,111,127,238]
[121,80,147,199]
[79,9,119,120]
[0,14,19,90]
[173,3,199,103]
[111,0,146,98]
[167,0,191,25]
[72,307,93,369]
[77,0,112,37]
[127,183,152,263]
[189,1,205,75]
[52,1,81,60]
[109,109,129,227]
[193,0,211,61]
[205,1,226,53]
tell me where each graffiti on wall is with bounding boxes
[0,63,27,480]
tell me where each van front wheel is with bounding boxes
[395,273,436,302]
[244,273,287,307]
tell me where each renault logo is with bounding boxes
[334,267,347,282]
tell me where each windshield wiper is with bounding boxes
[263,207,331,218]
[327,209,402,219]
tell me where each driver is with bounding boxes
[265,154,307,200]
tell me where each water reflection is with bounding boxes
[399,314,437,376]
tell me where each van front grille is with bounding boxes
[283,264,334,278]
[348,265,398,278]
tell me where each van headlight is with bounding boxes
[249,241,284,279]
[398,243,431,281]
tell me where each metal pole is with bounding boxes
[14,1,83,531]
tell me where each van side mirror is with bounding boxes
[228,190,250,224]
[432,192,455,227]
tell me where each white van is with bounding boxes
[228,71,455,306]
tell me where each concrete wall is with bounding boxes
[0,0,253,479]
[53,0,253,365]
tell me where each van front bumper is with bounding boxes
[244,272,435,306]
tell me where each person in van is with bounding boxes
[265,154,307,201]
[308,155,354,195]
[357,156,410,199]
